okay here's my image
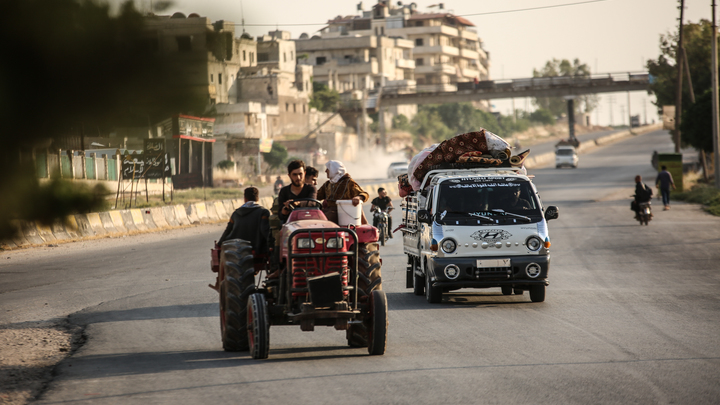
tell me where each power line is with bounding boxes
[237,0,612,27]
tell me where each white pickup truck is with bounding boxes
[401,166,559,303]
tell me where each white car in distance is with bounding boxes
[387,161,409,178]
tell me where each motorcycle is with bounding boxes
[633,198,652,225]
[372,207,393,246]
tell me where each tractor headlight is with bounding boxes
[441,238,457,254]
[525,236,542,251]
[326,237,343,249]
[297,238,315,249]
[526,263,542,278]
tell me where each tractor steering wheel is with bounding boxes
[286,198,323,211]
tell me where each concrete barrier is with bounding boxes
[222,200,235,216]
[86,213,107,235]
[175,205,191,225]
[232,199,242,209]
[64,215,80,239]
[140,209,157,229]
[109,211,127,234]
[149,207,169,229]
[119,210,139,232]
[185,204,200,224]
[50,220,72,241]
[35,222,56,242]
[129,209,148,231]
[205,202,219,221]
[214,201,227,219]
[73,215,96,238]
[162,206,180,227]
[98,212,118,235]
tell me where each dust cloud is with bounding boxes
[344,148,408,180]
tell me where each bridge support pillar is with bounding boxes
[566,98,576,142]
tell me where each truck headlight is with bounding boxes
[297,238,315,249]
[441,238,457,254]
[525,236,542,251]
[326,237,343,248]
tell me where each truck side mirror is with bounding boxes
[544,206,559,221]
[417,209,432,224]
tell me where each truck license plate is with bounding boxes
[476,259,511,268]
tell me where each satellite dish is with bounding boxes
[171,12,186,19]
[188,13,200,18]
[299,33,309,39]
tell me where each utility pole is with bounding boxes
[712,0,720,187]
[674,0,685,153]
[608,95,615,126]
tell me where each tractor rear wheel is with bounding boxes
[367,290,388,355]
[248,293,270,359]
[220,239,256,351]
[358,242,382,298]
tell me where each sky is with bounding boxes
[128,0,719,126]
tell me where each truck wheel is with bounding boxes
[501,286,513,295]
[358,242,382,298]
[248,293,270,359]
[220,241,256,351]
[347,323,368,347]
[367,290,388,355]
[425,272,442,303]
[529,285,546,302]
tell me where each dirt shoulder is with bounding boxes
[0,320,83,404]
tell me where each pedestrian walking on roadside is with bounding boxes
[655,165,676,211]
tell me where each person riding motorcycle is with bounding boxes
[371,187,394,238]
[633,175,653,220]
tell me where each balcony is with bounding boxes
[395,59,416,69]
[415,64,457,75]
[401,25,458,37]
[459,47,479,60]
[313,58,378,76]
[413,45,459,57]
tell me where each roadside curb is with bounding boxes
[0,197,256,251]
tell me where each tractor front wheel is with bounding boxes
[367,290,388,355]
[248,293,270,359]
[220,239,256,351]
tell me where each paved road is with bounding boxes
[2,129,719,404]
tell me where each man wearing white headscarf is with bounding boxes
[317,160,369,224]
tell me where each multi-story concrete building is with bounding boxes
[294,32,415,93]
[317,1,490,93]
[144,13,256,105]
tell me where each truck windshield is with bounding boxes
[435,178,542,220]
[556,149,575,156]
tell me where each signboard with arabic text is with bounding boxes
[121,152,170,179]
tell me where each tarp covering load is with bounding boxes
[399,129,531,195]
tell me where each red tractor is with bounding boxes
[210,199,386,359]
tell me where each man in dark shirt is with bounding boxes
[655,165,675,210]
[218,187,270,256]
[371,188,394,237]
[277,160,317,223]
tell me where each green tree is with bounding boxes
[262,142,288,170]
[528,108,556,125]
[533,58,598,116]
[0,0,205,239]
[647,19,716,151]
[392,114,412,131]
[680,89,714,153]
[309,82,340,112]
